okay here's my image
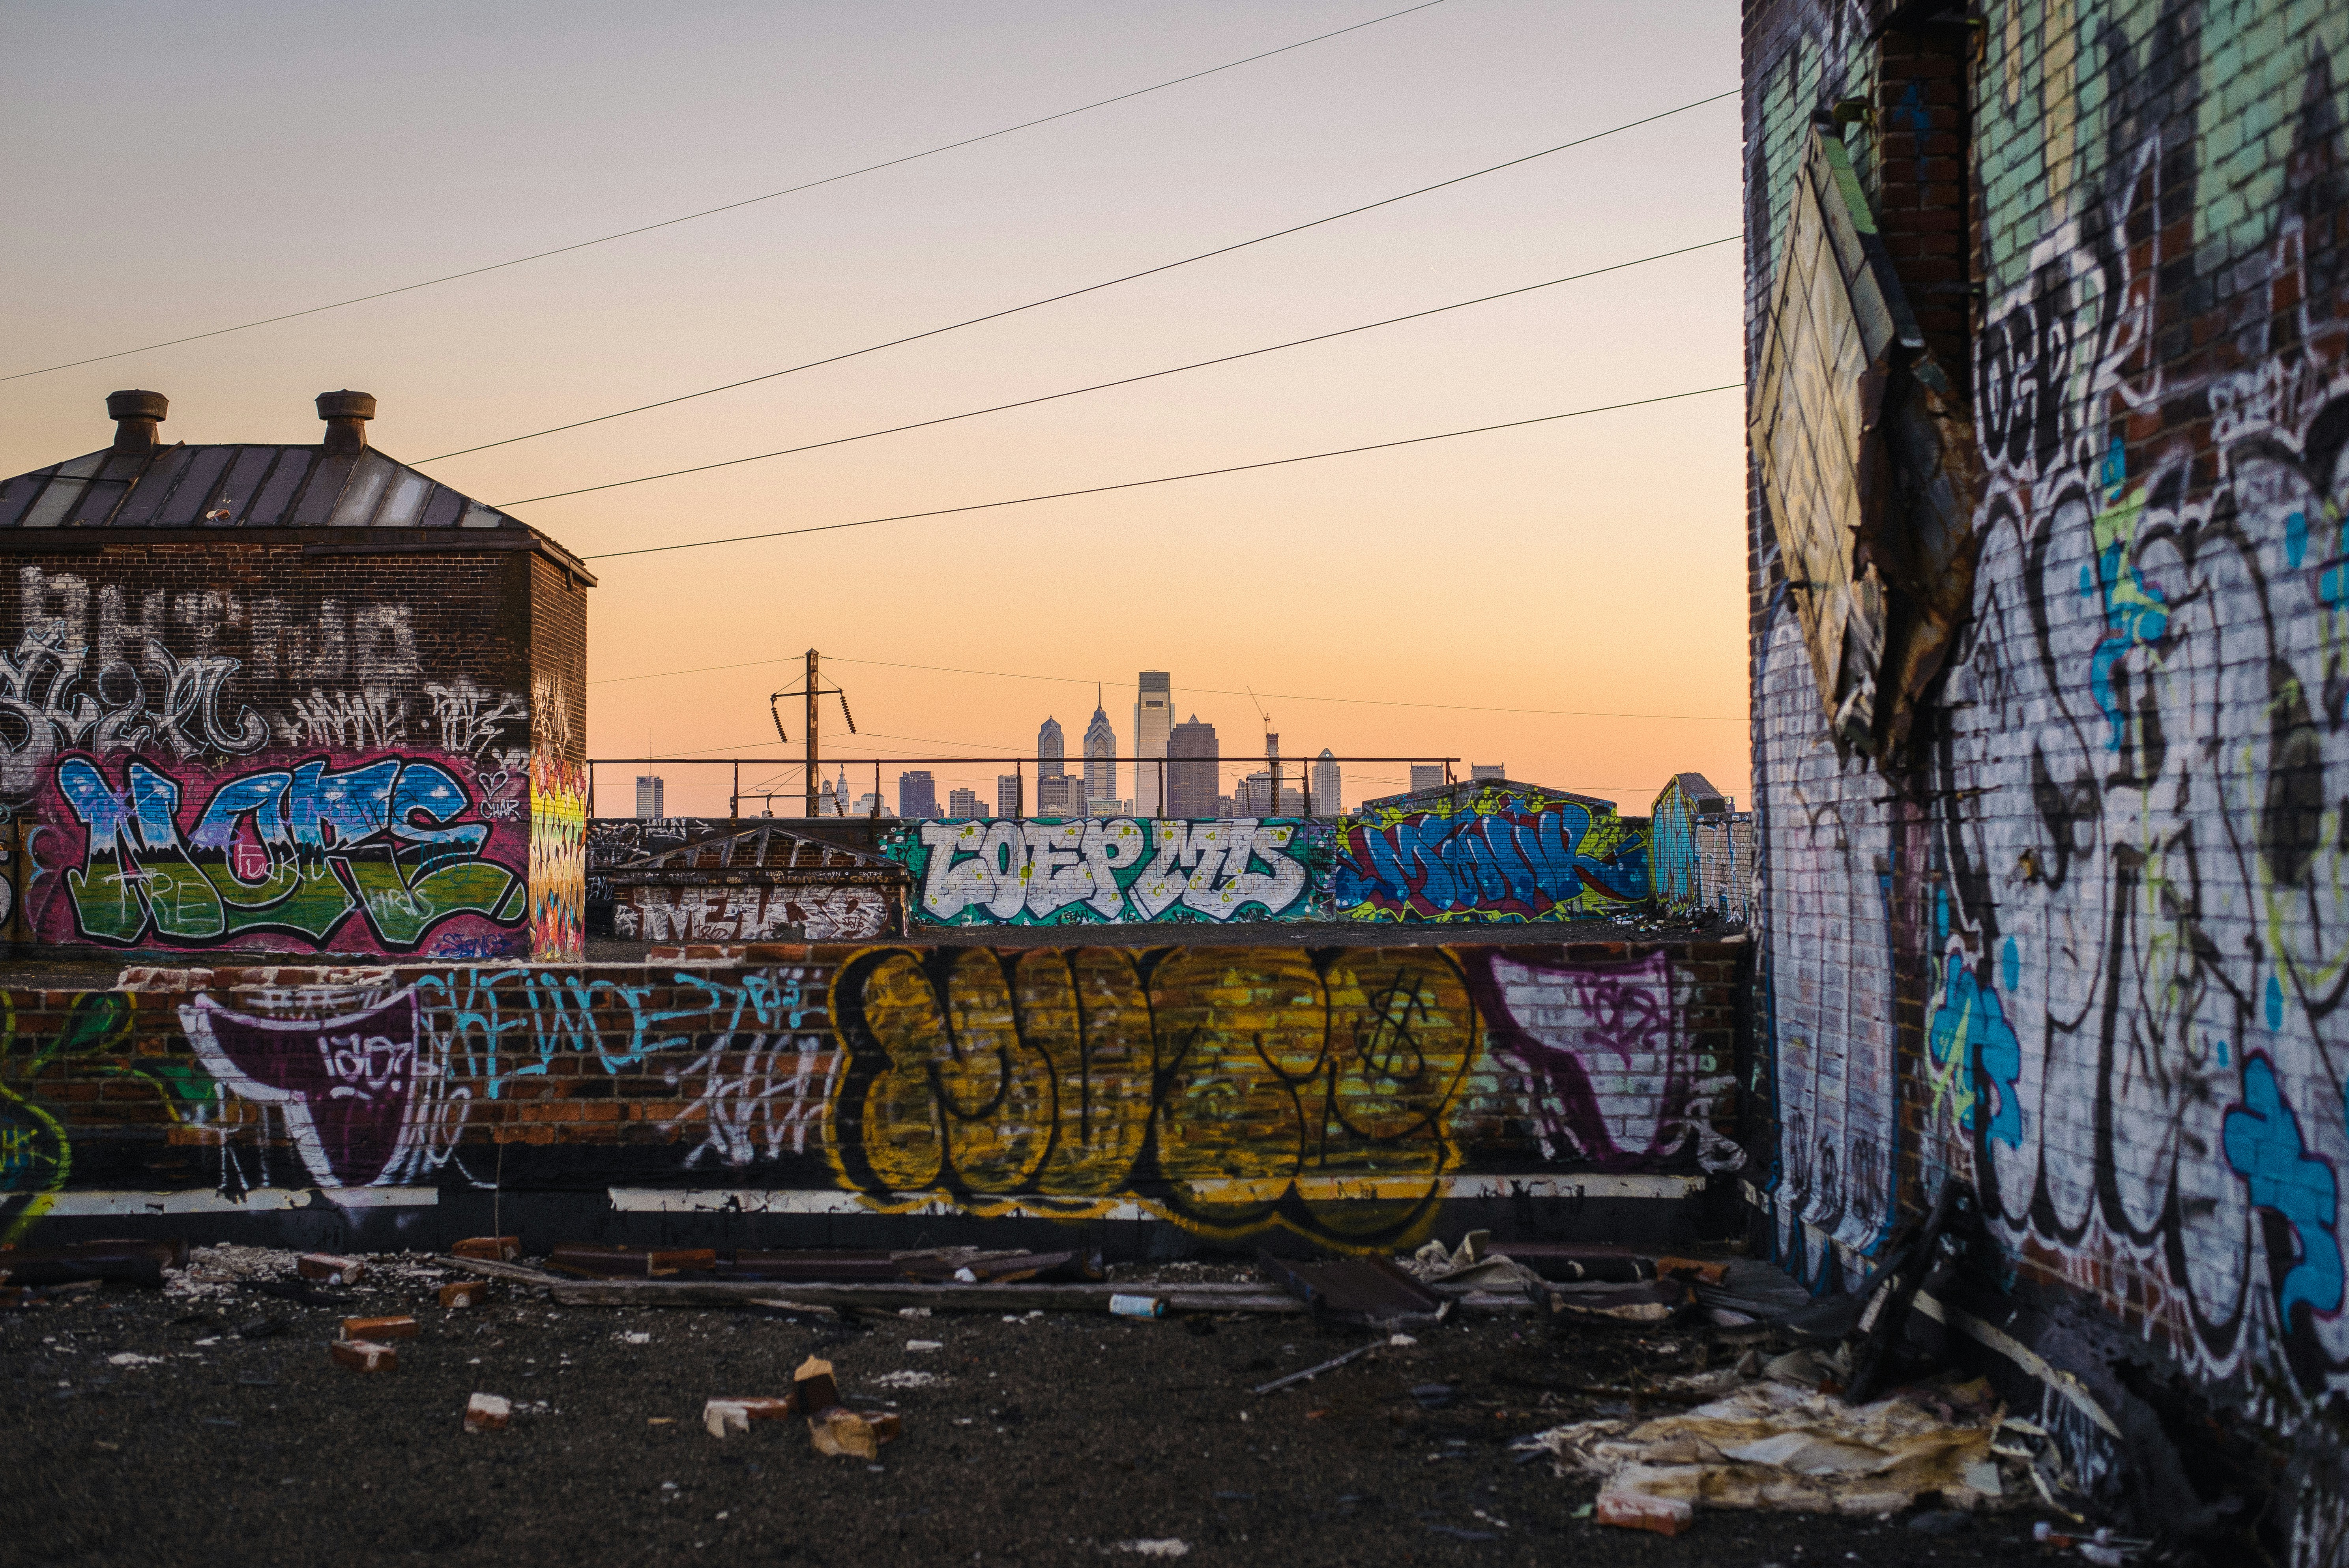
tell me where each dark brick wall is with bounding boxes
[1744,0,2349,1543]
[0,537,566,959]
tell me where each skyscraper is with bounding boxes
[1132,672,1170,816]
[635,776,664,820]
[1311,749,1341,817]
[947,786,983,819]
[1035,774,1078,816]
[1471,763,1506,782]
[1083,690,1119,811]
[1409,764,1446,794]
[996,775,1021,819]
[898,771,938,820]
[1167,715,1219,818]
[1037,717,1065,780]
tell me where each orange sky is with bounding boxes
[1,1,1748,818]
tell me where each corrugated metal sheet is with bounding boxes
[0,443,527,532]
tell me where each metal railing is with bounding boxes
[585,756,1462,820]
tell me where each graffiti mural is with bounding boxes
[1743,0,2349,1545]
[1331,784,1649,922]
[615,883,891,943]
[1650,772,1753,922]
[885,818,1330,926]
[180,989,424,1189]
[4,942,1736,1246]
[528,753,586,961]
[0,991,213,1242]
[42,751,528,953]
[1465,947,1739,1173]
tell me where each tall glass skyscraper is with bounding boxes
[1311,749,1341,817]
[1083,692,1119,810]
[1168,715,1219,818]
[1132,672,1170,816]
[1037,716,1065,779]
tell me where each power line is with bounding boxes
[426,89,1738,464]
[0,1,1456,383]
[571,382,1743,558]
[494,236,1735,506]
[588,653,1742,724]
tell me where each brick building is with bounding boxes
[1743,0,2348,1549]
[0,390,591,960]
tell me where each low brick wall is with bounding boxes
[0,939,1747,1252]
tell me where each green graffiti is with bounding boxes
[57,754,525,951]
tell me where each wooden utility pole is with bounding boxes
[805,648,820,817]
[767,649,856,817]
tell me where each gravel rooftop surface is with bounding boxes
[3,1248,2044,1567]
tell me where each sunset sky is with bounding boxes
[2,0,1746,818]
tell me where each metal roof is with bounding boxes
[0,443,520,532]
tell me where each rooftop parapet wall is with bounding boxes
[874,788,1655,929]
[0,939,1746,1252]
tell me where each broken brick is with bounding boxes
[792,1355,840,1413]
[452,1237,521,1262]
[1596,1489,1692,1536]
[702,1394,798,1438]
[465,1393,511,1432]
[340,1315,419,1341]
[438,1280,489,1308]
[296,1253,365,1285]
[330,1339,398,1373]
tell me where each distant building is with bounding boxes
[1235,769,1272,817]
[1167,714,1219,818]
[898,771,938,820]
[852,791,886,818]
[1215,794,1235,818]
[1133,672,1171,816]
[814,778,840,817]
[635,776,665,820]
[1035,774,1079,816]
[1083,691,1119,812]
[1409,763,1447,793]
[1311,748,1341,816]
[996,775,1022,819]
[947,786,983,819]
[1471,763,1506,782]
[1086,797,1131,819]
[1037,717,1065,780]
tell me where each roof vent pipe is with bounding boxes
[107,390,167,456]
[316,390,376,455]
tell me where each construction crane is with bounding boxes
[764,649,855,818]
[1247,687,1282,817]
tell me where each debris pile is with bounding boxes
[1517,1378,2004,1535]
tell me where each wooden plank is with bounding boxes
[427,1254,572,1287]
[546,1278,1294,1312]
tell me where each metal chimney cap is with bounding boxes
[316,390,376,423]
[106,390,168,423]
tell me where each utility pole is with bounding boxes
[805,648,819,817]
[767,649,855,817]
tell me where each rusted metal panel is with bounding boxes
[326,449,397,526]
[418,482,466,528]
[1257,1251,1447,1327]
[1750,124,1979,762]
[0,469,54,527]
[241,446,314,524]
[286,450,359,526]
[18,451,109,529]
[131,445,236,527]
[208,445,281,525]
